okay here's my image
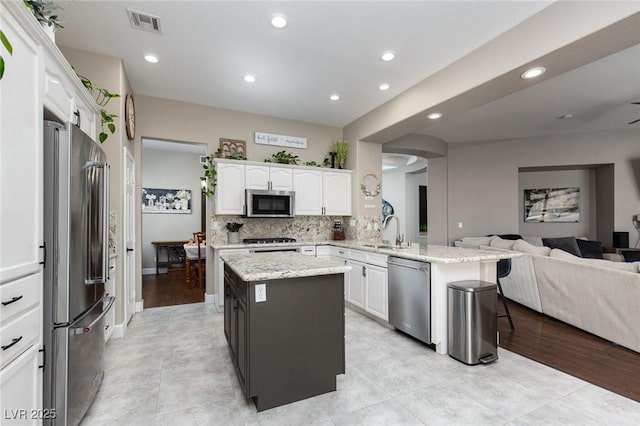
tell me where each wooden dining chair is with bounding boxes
[186,231,206,289]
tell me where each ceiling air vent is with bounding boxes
[126,9,162,34]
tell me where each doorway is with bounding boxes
[141,138,207,308]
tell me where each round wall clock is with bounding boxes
[125,94,135,140]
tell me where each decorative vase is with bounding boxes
[228,231,240,244]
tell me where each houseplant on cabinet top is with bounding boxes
[332,140,349,168]
[23,0,64,40]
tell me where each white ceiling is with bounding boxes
[54,1,639,144]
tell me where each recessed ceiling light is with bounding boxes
[428,112,442,120]
[381,52,395,62]
[521,67,546,79]
[558,113,574,119]
[144,54,158,63]
[243,74,256,83]
[378,83,390,91]
[329,94,340,101]
[270,14,288,29]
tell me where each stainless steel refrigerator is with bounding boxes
[42,121,115,426]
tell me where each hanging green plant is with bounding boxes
[78,74,120,143]
[0,29,12,80]
[201,155,217,197]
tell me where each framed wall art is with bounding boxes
[142,188,192,214]
[219,138,247,158]
[524,187,580,223]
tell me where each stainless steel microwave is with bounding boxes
[245,189,295,218]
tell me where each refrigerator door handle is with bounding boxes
[85,161,109,284]
[70,296,115,335]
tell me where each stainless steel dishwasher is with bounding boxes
[387,257,431,344]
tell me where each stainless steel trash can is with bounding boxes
[448,280,498,365]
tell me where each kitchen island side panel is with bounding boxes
[248,274,345,411]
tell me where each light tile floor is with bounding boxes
[81,303,640,425]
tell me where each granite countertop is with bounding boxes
[221,252,352,281]
[212,239,519,264]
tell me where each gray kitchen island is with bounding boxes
[221,252,351,412]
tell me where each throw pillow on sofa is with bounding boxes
[542,236,582,257]
[575,239,604,259]
[513,239,551,256]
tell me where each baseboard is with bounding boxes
[136,300,144,312]
[204,293,216,305]
[142,268,156,275]
[112,322,125,339]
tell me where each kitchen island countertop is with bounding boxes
[221,251,351,282]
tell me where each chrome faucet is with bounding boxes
[382,215,403,246]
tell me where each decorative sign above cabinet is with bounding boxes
[255,131,307,149]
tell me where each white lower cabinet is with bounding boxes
[363,263,388,320]
[0,345,42,426]
[343,249,388,321]
[346,260,366,309]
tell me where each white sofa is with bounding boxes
[454,236,640,353]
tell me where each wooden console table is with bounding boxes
[151,240,188,274]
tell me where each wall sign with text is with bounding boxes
[255,132,307,149]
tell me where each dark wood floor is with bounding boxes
[497,299,640,402]
[142,268,204,308]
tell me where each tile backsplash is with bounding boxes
[210,215,381,244]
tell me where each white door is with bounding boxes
[269,167,293,191]
[245,165,270,190]
[293,169,323,215]
[215,162,245,214]
[346,260,365,308]
[364,264,388,321]
[323,172,352,216]
[124,149,136,324]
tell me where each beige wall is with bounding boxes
[135,95,343,295]
[59,46,135,324]
[447,128,640,244]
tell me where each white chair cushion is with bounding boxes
[522,236,543,247]
[461,236,497,246]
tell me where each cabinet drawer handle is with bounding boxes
[1,295,23,306]
[2,336,23,351]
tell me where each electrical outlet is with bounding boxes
[255,284,267,303]
[212,221,222,230]
[458,222,463,229]
[349,219,356,227]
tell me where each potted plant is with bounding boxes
[23,0,64,40]
[264,150,299,165]
[226,222,243,244]
[332,140,349,168]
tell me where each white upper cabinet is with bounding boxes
[245,165,293,191]
[293,169,324,215]
[269,167,293,191]
[323,171,352,216]
[293,169,352,216]
[216,159,351,216]
[215,162,246,215]
[0,5,43,284]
